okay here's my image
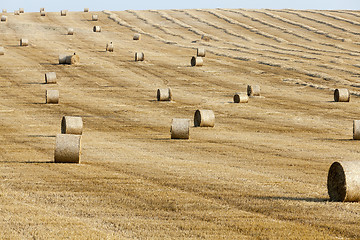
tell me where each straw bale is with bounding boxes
[234,93,249,103]
[157,88,172,101]
[191,56,203,67]
[46,90,59,104]
[45,72,57,84]
[247,85,261,97]
[61,116,83,135]
[171,118,190,139]
[54,134,81,163]
[334,88,350,102]
[194,109,215,127]
[135,52,144,61]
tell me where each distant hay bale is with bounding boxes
[334,88,350,102]
[135,52,144,61]
[20,38,28,46]
[353,120,360,140]
[157,88,172,101]
[61,116,83,135]
[327,161,360,202]
[194,109,215,127]
[191,56,203,67]
[59,53,79,65]
[67,28,74,35]
[46,90,59,104]
[92,14,98,21]
[40,8,45,12]
[234,93,249,103]
[2,9,6,13]
[201,35,210,41]
[93,26,101,32]
[40,11,45,16]
[84,8,89,12]
[0,46,4,55]
[197,48,206,57]
[14,10,20,15]
[171,118,190,139]
[247,85,261,97]
[133,33,140,40]
[45,72,57,84]
[1,15,7,22]
[106,42,114,52]
[19,8,24,13]
[54,134,82,163]
[59,54,67,64]
[61,10,67,16]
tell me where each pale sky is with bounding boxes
[1,0,359,12]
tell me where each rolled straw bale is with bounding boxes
[14,10,19,15]
[59,54,67,64]
[67,28,74,35]
[20,38,28,46]
[191,56,203,67]
[61,116,83,135]
[45,72,56,84]
[40,11,45,16]
[334,88,350,102]
[353,120,360,140]
[197,48,206,57]
[2,9,6,13]
[194,109,215,127]
[234,93,249,103]
[66,53,79,65]
[61,10,67,16]
[327,161,360,202]
[247,85,261,97]
[54,134,81,163]
[157,88,172,101]
[171,118,190,139]
[84,8,89,12]
[0,47,4,55]
[106,42,114,52]
[133,33,140,40]
[135,52,144,61]
[19,8,24,13]
[93,26,101,32]
[92,14,98,21]
[1,15,7,22]
[46,90,59,104]
[40,8,45,12]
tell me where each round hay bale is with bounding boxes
[194,109,215,127]
[46,90,59,104]
[59,54,67,64]
[106,42,114,52]
[61,10,67,16]
[2,9,7,13]
[135,52,144,61]
[84,8,89,12]
[45,72,57,84]
[247,85,261,97]
[93,26,101,32]
[353,120,360,140]
[157,88,172,101]
[0,46,4,55]
[234,93,249,103]
[40,11,45,16]
[20,38,28,46]
[61,116,83,135]
[191,56,203,67]
[171,118,190,139]
[197,48,206,57]
[334,88,350,102]
[1,15,7,22]
[327,161,360,202]
[67,28,74,35]
[133,33,140,40]
[54,134,81,163]
[66,53,79,65]
[14,10,20,15]
[92,14,98,21]
[40,8,45,12]
[19,8,24,13]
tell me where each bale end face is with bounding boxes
[191,56,203,67]
[106,43,114,52]
[334,89,350,102]
[61,116,83,135]
[234,93,249,103]
[171,118,190,139]
[54,134,81,163]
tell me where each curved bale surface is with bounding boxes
[59,54,79,65]
[20,38,28,46]
[234,93,249,103]
[247,85,261,97]
[0,46,4,55]
[197,48,206,57]
[19,8,24,13]
[61,116,83,135]
[40,11,45,16]
[54,134,82,163]
[67,28,74,35]
[92,14,98,21]
[135,52,144,61]
[46,90,59,104]
[191,56,203,67]
[327,161,360,202]
[84,8,89,12]
[93,26,101,32]
[61,10,67,16]
[171,118,190,139]
[1,15,7,22]
[106,42,114,52]
[45,72,56,84]
[157,88,172,101]
[194,109,215,127]
[353,120,360,140]
[334,88,350,102]
[133,33,140,40]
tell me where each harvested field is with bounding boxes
[1,8,360,239]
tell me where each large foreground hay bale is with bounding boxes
[353,120,360,140]
[92,14,98,21]
[1,15,7,22]
[133,33,140,40]
[54,134,82,163]
[194,109,215,127]
[171,118,190,139]
[93,26,101,32]
[46,90,59,104]
[157,88,172,101]
[59,53,79,65]
[20,38,28,46]
[191,56,203,67]
[106,42,114,52]
[197,48,206,57]
[61,116,83,135]
[135,52,144,61]
[67,28,74,35]
[0,46,4,55]
[19,8,24,13]
[61,10,67,16]
[234,93,249,103]
[334,88,350,102]
[84,8,89,12]
[247,85,261,97]
[327,161,360,202]
[45,72,56,84]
